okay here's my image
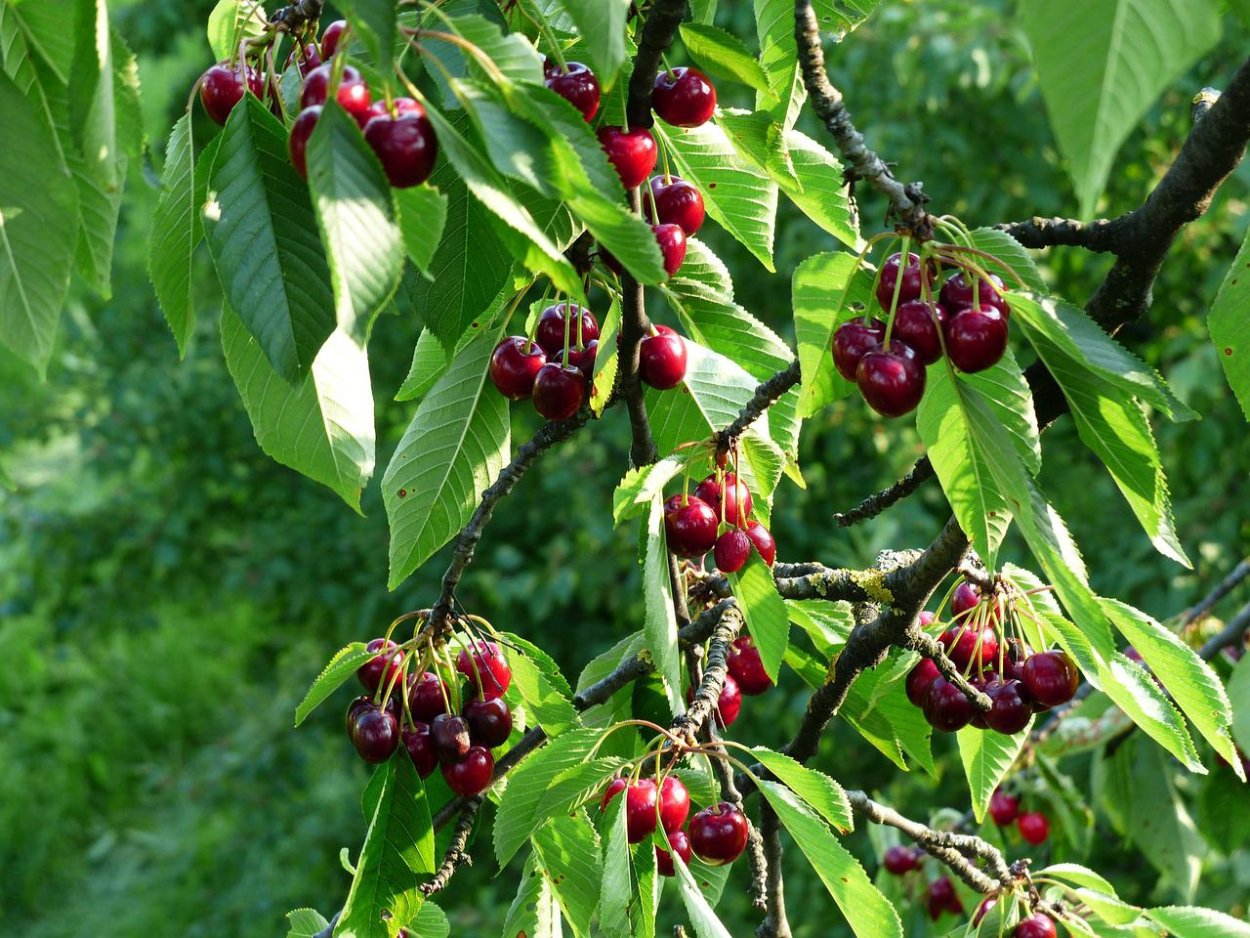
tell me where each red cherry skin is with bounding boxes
[408,671,449,721]
[363,107,439,188]
[940,271,1008,318]
[431,712,472,764]
[694,473,753,526]
[653,223,687,277]
[286,42,322,77]
[664,495,719,558]
[300,64,372,125]
[985,678,1033,735]
[1014,914,1058,938]
[951,582,980,617]
[357,638,403,693]
[919,610,937,627]
[1022,651,1080,708]
[906,658,941,707]
[464,695,513,747]
[645,176,706,235]
[974,896,998,926]
[367,97,424,121]
[698,674,742,728]
[745,521,776,567]
[883,845,919,874]
[832,318,886,381]
[652,67,717,127]
[658,775,691,832]
[490,336,547,400]
[926,875,963,920]
[968,673,994,729]
[875,252,933,311]
[199,62,264,125]
[728,636,773,695]
[441,745,495,796]
[402,722,438,778]
[455,640,512,699]
[602,778,660,843]
[288,106,321,179]
[535,304,600,357]
[922,676,975,732]
[601,777,628,811]
[938,626,999,671]
[346,695,373,732]
[544,61,600,121]
[1017,811,1050,845]
[597,126,658,189]
[557,340,598,381]
[944,305,1009,373]
[891,300,945,364]
[656,829,693,876]
[855,341,926,417]
[640,325,688,390]
[689,802,749,865]
[532,363,586,420]
[714,529,752,573]
[988,789,1020,826]
[350,706,400,763]
[320,20,347,59]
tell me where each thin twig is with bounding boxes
[419,797,482,896]
[714,360,801,453]
[834,457,936,526]
[754,803,793,938]
[1183,558,1250,626]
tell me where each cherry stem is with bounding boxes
[882,233,911,348]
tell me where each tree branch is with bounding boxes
[1197,597,1250,661]
[833,457,935,526]
[269,0,324,32]
[1183,558,1250,626]
[714,360,801,453]
[419,796,482,897]
[672,605,744,737]
[754,803,793,938]
[625,0,689,129]
[995,217,1119,252]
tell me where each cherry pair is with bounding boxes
[489,304,600,420]
[990,790,1051,845]
[601,774,748,870]
[665,473,777,568]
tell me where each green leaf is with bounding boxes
[1147,908,1250,938]
[667,827,734,938]
[840,655,933,773]
[499,631,574,700]
[0,72,79,377]
[221,308,375,510]
[511,651,581,736]
[149,113,200,355]
[395,329,450,403]
[791,251,873,418]
[394,186,449,279]
[383,327,511,588]
[643,493,685,716]
[612,456,685,526]
[1102,652,1203,772]
[206,95,335,381]
[286,908,331,938]
[68,0,117,190]
[654,121,779,271]
[205,0,266,62]
[503,857,563,938]
[550,0,630,88]
[756,780,902,938]
[1040,863,1120,897]
[590,297,620,417]
[533,811,602,937]
[1209,219,1250,423]
[753,0,805,129]
[598,797,632,938]
[340,0,396,71]
[409,902,449,938]
[679,24,773,99]
[968,227,1047,294]
[728,554,789,683]
[1020,0,1221,217]
[1121,741,1204,899]
[810,0,882,35]
[294,642,373,726]
[537,758,627,823]
[750,747,852,831]
[956,720,1031,823]
[307,102,403,343]
[1229,653,1250,753]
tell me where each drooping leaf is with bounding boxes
[667,825,734,938]
[532,811,602,937]
[1208,220,1250,423]
[549,0,630,88]
[285,908,331,938]
[294,642,373,726]
[643,493,685,716]
[752,0,805,129]
[598,796,632,938]
[510,651,581,735]
[205,0,266,62]
[679,24,774,100]
[1147,907,1250,937]
[1121,740,1205,899]
[728,554,789,683]
[956,720,1031,823]
[394,185,449,280]
[750,747,853,831]
[149,113,201,354]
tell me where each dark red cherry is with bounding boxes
[694,473,752,526]
[300,64,372,126]
[652,67,717,127]
[658,775,690,832]
[906,658,941,707]
[855,340,926,417]
[350,705,400,763]
[985,679,1032,735]
[686,673,742,728]
[728,636,772,695]
[431,713,471,764]
[288,106,321,179]
[988,789,1019,827]
[944,305,1009,373]
[441,745,494,796]
[926,875,962,920]
[918,610,937,627]
[664,494,719,558]
[544,60,600,121]
[940,271,1008,318]
[645,176,705,235]
[367,97,424,121]
[456,640,512,699]
[974,897,998,926]
[602,777,660,843]
[357,638,404,693]
[363,106,439,188]
[532,363,586,420]
[320,19,347,59]
[875,252,933,311]
[597,126,658,189]
[745,521,776,567]
[713,529,751,573]
[656,829,692,876]
[408,671,449,721]
[535,303,600,357]
[689,801,749,865]
[346,695,373,732]
[891,300,944,365]
[490,336,547,400]
[951,582,980,618]
[639,325,688,389]
[968,673,995,730]
[883,845,919,875]
[922,676,975,732]
[557,340,598,381]
[285,42,322,77]
[199,61,264,125]
[653,223,687,277]
[463,695,513,748]
[938,625,999,671]
[1014,914,1058,938]
[402,722,438,778]
[832,318,886,382]
[1017,810,1050,845]
[1022,651,1079,708]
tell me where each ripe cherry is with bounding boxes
[713,529,751,573]
[1022,651,1079,708]
[320,20,347,59]
[1017,810,1050,845]
[883,845,919,875]
[645,176,706,235]
[951,582,981,618]
[456,640,512,699]
[532,363,586,420]
[941,271,1008,318]
[597,126,658,189]
[490,336,547,400]
[890,300,944,364]
[694,473,753,526]
[728,636,772,695]
[199,61,264,125]
[349,705,399,763]
[286,42,322,77]
[1014,914,1058,938]
[363,106,439,188]
[656,829,693,876]
[652,67,717,127]
[906,658,941,707]
[408,671,449,721]
[402,722,438,778]
[875,252,933,311]
[663,494,719,558]
[855,341,926,417]
[639,325,688,389]
[926,875,963,920]
[938,625,999,671]
[544,60,600,121]
[535,304,600,357]
[441,745,494,796]
[602,777,660,843]
[357,638,403,693]
[464,695,513,748]
[659,775,691,832]
[689,802,749,865]
[985,679,1033,735]
[431,713,472,764]
[974,897,998,926]
[745,521,776,567]
[300,64,372,126]
[288,106,321,179]
[919,610,936,627]
[988,789,1020,826]
[653,223,687,277]
[711,674,742,727]
[831,318,886,382]
[922,676,975,732]
[945,305,1009,373]
[557,340,598,381]
[346,695,373,732]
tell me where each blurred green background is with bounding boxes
[1,1,1248,935]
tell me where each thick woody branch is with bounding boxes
[420,797,482,897]
[754,804,793,938]
[269,0,324,31]
[625,0,689,129]
[672,606,744,737]
[995,217,1119,252]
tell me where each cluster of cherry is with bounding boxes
[904,582,1081,734]
[833,251,1012,417]
[664,473,776,572]
[599,772,749,874]
[345,637,514,798]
